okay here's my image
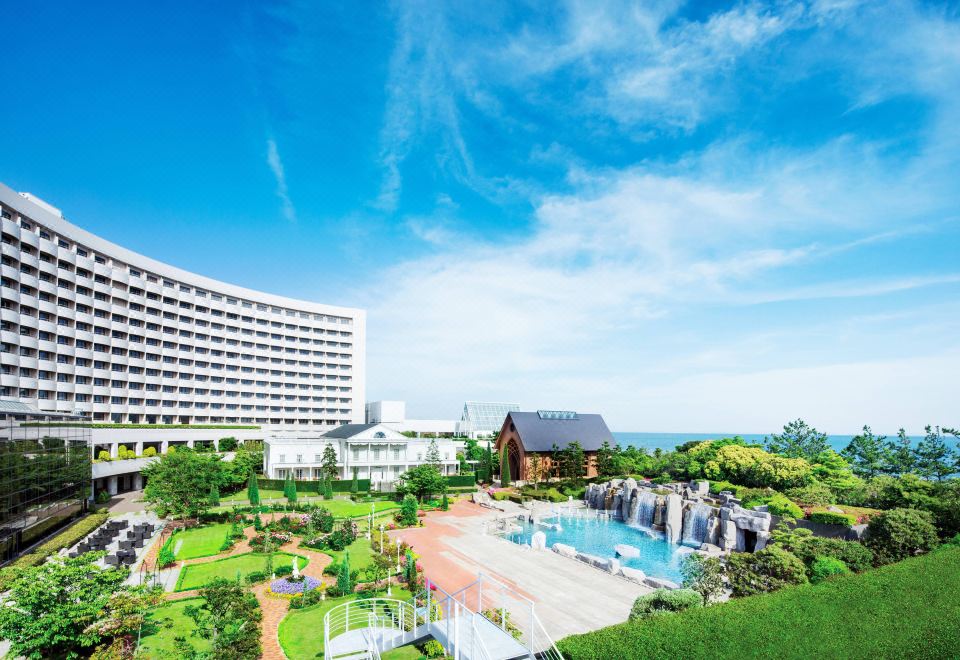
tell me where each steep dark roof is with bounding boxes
[322,423,379,439]
[507,412,614,452]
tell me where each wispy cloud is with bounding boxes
[266,137,296,222]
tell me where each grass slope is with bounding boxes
[138,597,211,658]
[324,537,376,572]
[558,546,960,660]
[172,523,232,560]
[278,588,413,658]
[176,552,308,591]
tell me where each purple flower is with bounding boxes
[270,576,323,594]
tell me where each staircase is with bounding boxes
[323,574,563,660]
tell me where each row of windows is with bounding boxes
[2,213,354,326]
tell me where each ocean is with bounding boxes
[612,431,856,454]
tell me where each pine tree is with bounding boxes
[426,438,442,466]
[500,449,512,487]
[841,425,890,478]
[350,467,359,494]
[484,441,492,482]
[440,493,449,511]
[337,551,352,595]
[208,484,220,507]
[400,494,418,526]
[284,473,298,503]
[247,469,260,507]
[324,477,334,500]
[885,428,915,475]
[914,425,955,481]
[321,443,339,481]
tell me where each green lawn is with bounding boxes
[138,597,211,659]
[176,552,308,591]
[558,546,960,659]
[380,643,428,660]
[278,588,413,659]
[215,494,400,519]
[171,523,232,560]
[325,536,377,573]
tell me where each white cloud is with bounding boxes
[266,138,296,222]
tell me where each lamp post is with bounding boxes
[379,524,384,554]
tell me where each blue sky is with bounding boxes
[2,1,959,433]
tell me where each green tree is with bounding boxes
[397,464,447,502]
[680,554,725,604]
[866,508,940,564]
[529,453,543,487]
[565,440,586,484]
[596,440,617,479]
[247,468,260,507]
[284,473,298,503]
[426,438,442,466]
[337,551,353,595]
[842,425,889,478]
[914,425,956,481]
[182,578,262,660]
[399,494,419,526]
[766,419,829,462]
[885,428,915,475]
[208,483,220,507]
[350,466,359,494]
[440,493,449,510]
[321,443,339,481]
[324,477,334,499]
[501,449,512,487]
[141,447,225,519]
[0,553,132,658]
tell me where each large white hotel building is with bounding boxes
[0,183,365,429]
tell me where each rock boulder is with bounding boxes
[643,576,681,590]
[614,544,641,559]
[552,543,577,558]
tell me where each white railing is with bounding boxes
[323,598,418,660]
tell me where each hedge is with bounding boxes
[557,546,960,659]
[809,511,857,527]
[0,511,110,589]
[257,478,371,493]
[446,475,477,488]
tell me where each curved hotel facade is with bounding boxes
[0,183,365,429]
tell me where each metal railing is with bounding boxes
[323,597,419,660]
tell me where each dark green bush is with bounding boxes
[246,570,267,584]
[809,556,849,583]
[866,508,939,565]
[629,589,702,620]
[275,564,293,576]
[786,482,836,506]
[726,546,808,596]
[809,511,856,527]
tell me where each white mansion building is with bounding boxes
[264,423,461,487]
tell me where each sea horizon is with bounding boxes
[612,431,857,454]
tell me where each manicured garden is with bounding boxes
[557,546,960,659]
[138,597,211,658]
[171,523,232,560]
[278,587,413,659]
[175,552,308,591]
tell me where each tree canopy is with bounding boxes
[142,447,225,519]
[396,464,447,501]
[766,419,830,462]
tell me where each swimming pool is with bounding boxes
[505,512,686,582]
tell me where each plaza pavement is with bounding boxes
[391,499,654,642]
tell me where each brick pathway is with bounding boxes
[158,515,336,659]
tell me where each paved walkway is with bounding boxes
[106,490,148,515]
[392,499,653,642]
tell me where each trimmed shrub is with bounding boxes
[726,546,808,597]
[142,446,157,457]
[766,494,803,518]
[97,450,111,462]
[275,564,293,576]
[246,570,268,584]
[791,537,873,573]
[399,494,419,526]
[809,511,857,527]
[809,556,850,583]
[629,589,702,620]
[786,482,836,506]
[866,508,940,565]
[522,487,566,503]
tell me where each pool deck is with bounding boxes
[391,500,654,642]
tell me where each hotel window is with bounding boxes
[279,454,286,463]
[296,454,303,463]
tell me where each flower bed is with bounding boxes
[269,576,323,595]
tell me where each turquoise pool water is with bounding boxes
[505,512,686,581]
